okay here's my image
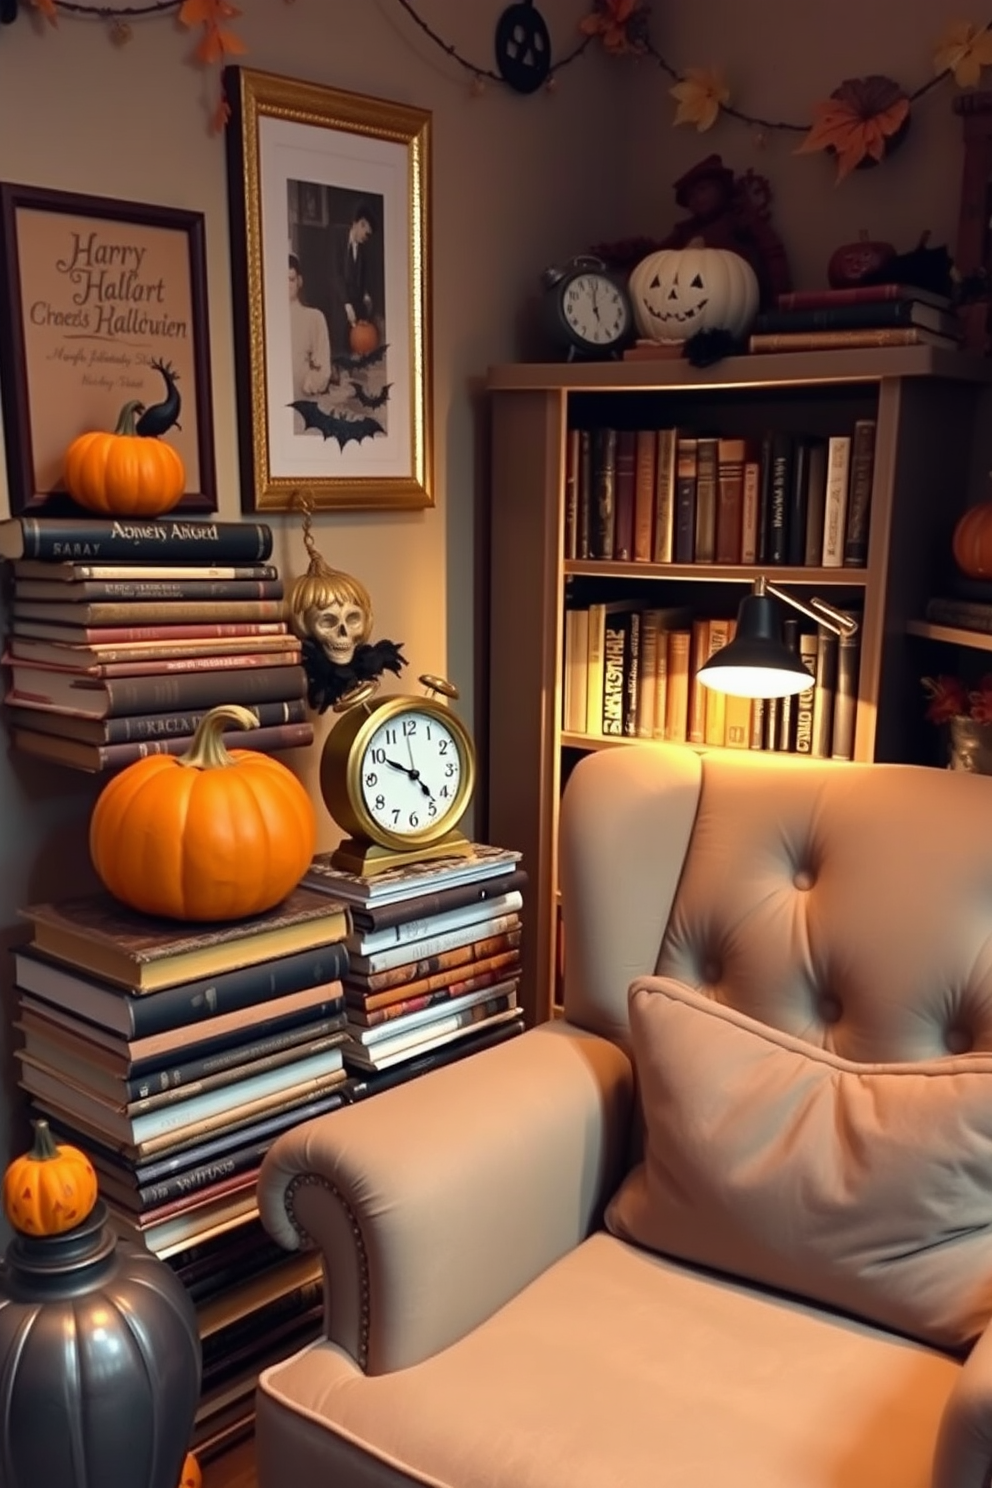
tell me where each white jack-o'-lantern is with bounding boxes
[628,241,759,344]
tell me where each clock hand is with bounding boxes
[405,735,436,801]
[385,757,415,776]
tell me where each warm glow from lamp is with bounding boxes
[697,578,859,700]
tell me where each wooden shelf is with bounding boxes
[565,560,869,586]
[907,619,992,652]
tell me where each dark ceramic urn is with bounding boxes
[0,1200,202,1488]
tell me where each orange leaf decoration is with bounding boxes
[796,75,910,183]
[579,0,649,55]
[30,0,57,26]
[179,0,245,125]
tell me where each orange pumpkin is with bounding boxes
[349,318,379,357]
[179,1451,202,1488]
[89,704,317,922]
[953,502,992,579]
[64,400,185,517]
[3,1119,99,1237]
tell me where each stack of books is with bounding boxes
[0,514,312,771]
[748,284,961,355]
[303,843,527,1091]
[11,884,351,1450]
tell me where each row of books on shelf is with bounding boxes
[748,282,960,356]
[0,514,313,771]
[565,420,876,572]
[13,842,525,1447]
[563,601,860,760]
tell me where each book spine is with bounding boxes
[10,519,273,563]
[612,430,636,561]
[803,441,828,567]
[811,629,839,757]
[787,439,811,568]
[925,597,992,631]
[132,1139,273,1208]
[123,1030,347,1114]
[673,438,698,564]
[101,699,307,744]
[601,613,627,735]
[632,430,656,562]
[90,649,301,679]
[27,620,289,645]
[749,327,945,352]
[563,428,580,562]
[756,432,774,564]
[777,284,907,310]
[653,429,677,563]
[17,580,285,602]
[343,1016,524,1099]
[585,603,606,736]
[15,599,287,625]
[843,419,877,566]
[347,991,516,1066]
[715,438,746,564]
[123,1017,346,1099]
[664,630,690,742]
[821,437,851,568]
[636,610,661,739]
[740,455,761,565]
[830,626,860,760]
[768,434,792,565]
[794,633,818,754]
[101,664,307,717]
[687,619,710,745]
[120,943,349,1038]
[590,428,617,560]
[623,610,640,737]
[651,616,670,741]
[576,430,592,560]
[22,563,280,582]
[693,437,719,563]
[94,722,314,771]
[349,955,520,1013]
[777,617,800,751]
[702,618,730,746]
[754,300,924,333]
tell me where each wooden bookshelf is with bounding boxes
[486,349,992,1026]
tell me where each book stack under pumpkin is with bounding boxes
[11,884,350,1452]
[748,282,961,355]
[0,514,312,771]
[302,843,527,1090]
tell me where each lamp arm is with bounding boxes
[760,579,859,638]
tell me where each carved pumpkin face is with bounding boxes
[629,244,759,343]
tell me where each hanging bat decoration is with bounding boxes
[349,381,392,410]
[332,342,390,373]
[289,403,386,448]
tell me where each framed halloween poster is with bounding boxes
[0,183,216,515]
[224,66,434,512]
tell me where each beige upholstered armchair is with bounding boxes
[255,744,992,1488]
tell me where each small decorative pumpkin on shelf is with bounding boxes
[63,357,185,517]
[828,229,897,288]
[2,1118,98,1237]
[348,318,380,358]
[89,704,317,921]
[628,238,759,344]
[952,501,992,579]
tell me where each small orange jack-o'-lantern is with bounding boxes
[179,1451,201,1488]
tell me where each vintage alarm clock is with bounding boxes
[541,255,634,360]
[320,674,477,876]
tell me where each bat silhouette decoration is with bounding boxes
[350,380,392,411]
[289,402,386,449]
[332,342,389,372]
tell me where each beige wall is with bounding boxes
[0,2,626,1191]
[0,0,985,1192]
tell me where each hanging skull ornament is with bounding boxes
[288,491,406,714]
[494,0,552,93]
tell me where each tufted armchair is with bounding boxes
[254,743,992,1488]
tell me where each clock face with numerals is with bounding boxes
[359,707,469,840]
[559,271,632,353]
[321,694,477,853]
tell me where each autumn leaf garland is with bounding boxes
[179,0,246,131]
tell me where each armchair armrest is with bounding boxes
[933,1323,992,1488]
[256,1019,632,1374]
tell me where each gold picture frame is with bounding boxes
[224,66,433,512]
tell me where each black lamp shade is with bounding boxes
[697,593,811,698]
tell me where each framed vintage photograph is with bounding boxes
[0,183,216,516]
[224,65,433,512]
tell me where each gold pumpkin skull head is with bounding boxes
[288,561,373,667]
[629,241,759,344]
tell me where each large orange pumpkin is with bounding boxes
[953,502,992,579]
[89,704,317,921]
[64,400,185,517]
[2,1118,99,1237]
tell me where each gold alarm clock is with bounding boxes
[320,674,477,875]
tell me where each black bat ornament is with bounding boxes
[289,403,385,449]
